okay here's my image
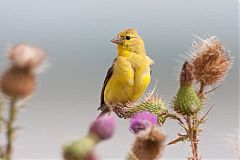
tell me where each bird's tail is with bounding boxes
[97,104,110,118]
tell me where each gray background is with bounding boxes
[0,0,239,159]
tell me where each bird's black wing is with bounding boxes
[98,58,116,112]
[150,65,152,76]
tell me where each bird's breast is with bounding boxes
[131,64,151,101]
[104,58,135,105]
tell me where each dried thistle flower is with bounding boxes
[129,126,166,160]
[191,36,232,86]
[89,115,115,141]
[173,61,202,116]
[130,111,158,134]
[8,44,46,70]
[0,66,36,98]
[114,95,168,124]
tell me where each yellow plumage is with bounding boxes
[99,29,153,113]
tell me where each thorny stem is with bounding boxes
[186,116,197,160]
[192,114,199,160]
[187,83,205,160]
[185,115,199,160]
[5,97,18,160]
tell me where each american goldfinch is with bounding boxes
[98,29,153,115]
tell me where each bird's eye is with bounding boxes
[126,36,131,40]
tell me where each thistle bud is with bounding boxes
[89,115,115,141]
[174,85,201,116]
[63,136,97,160]
[173,61,201,116]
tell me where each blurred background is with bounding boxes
[0,0,239,159]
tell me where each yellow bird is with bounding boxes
[98,29,153,115]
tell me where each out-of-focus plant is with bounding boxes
[0,44,46,160]
[127,111,166,160]
[63,114,116,160]
[129,111,158,134]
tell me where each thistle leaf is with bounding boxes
[167,135,189,145]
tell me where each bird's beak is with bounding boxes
[111,37,123,45]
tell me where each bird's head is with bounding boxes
[111,28,145,54]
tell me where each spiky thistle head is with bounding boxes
[173,61,201,116]
[114,95,168,125]
[173,85,202,116]
[191,36,232,86]
[128,126,166,160]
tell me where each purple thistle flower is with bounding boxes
[130,111,158,134]
[89,115,116,141]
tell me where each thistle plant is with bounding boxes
[129,111,158,134]
[63,115,116,160]
[0,44,46,160]
[127,112,166,160]
[168,36,232,160]
[127,126,166,160]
